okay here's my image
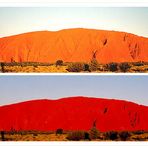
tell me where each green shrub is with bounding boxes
[133,130,144,135]
[84,64,90,72]
[119,131,130,141]
[132,61,144,66]
[0,62,5,73]
[1,131,5,141]
[104,131,118,140]
[106,62,118,72]
[56,60,63,66]
[67,131,85,141]
[119,62,131,72]
[56,129,63,135]
[89,127,99,140]
[89,59,99,71]
[67,63,84,72]
[84,132,90,140]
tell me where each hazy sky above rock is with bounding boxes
[0,75,147,106]
[0,7,148,37]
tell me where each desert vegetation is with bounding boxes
[0,129,148,141]
[0,60,148,73]
[0,61,67,73]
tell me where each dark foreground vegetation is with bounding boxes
[0,129,148,141]
[0,60,148,73]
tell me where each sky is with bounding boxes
[0,7,148,37]
[0,75,148,106]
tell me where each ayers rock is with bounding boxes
[0,96,148,132]
[0,28,148,63]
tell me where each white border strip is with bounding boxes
[0,0,148,3]
[0,141,148,147]
[0,73,148,76]
[0,2,148,7]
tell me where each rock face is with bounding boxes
[0,96,147,132]
[0,28,148,63]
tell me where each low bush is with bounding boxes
[89,127,99,140]
[67,131,85,141]
[132,130,145,135]
[84,132,90,140]
[106,62,118,72]
[0,62,5,73]
[89,59,99,71]
[119,62,131,72]
[132,61,144,66]
[67,62,84,72]
[1,131,5,141]
[104,131,118,140]
[56,129,63,135]
[84,64,90,72]
[56,60,63,66]
[119,131,130,141]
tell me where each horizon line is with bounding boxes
[0,27,147,39]
[0,96,147,107]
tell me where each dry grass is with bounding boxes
[3,133,68,141]
[1,131,148,141]
[1,62,148,73]
[130,65,148,73]
[3,65,68,73]
[130,132,148,141]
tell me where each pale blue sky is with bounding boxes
[0,7,148,37]
[0,75,148,106]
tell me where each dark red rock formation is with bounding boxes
[0,96,147,132]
